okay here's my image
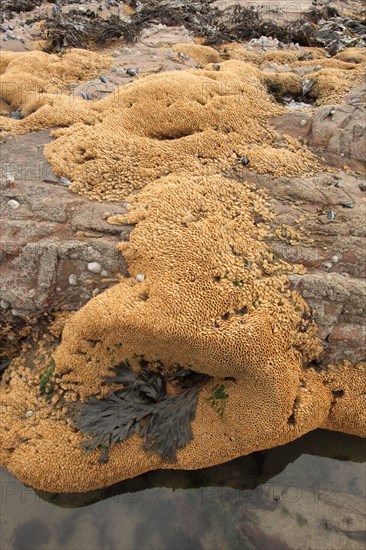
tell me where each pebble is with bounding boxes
[326,209,336,220]
[112,50,121,57]
[136,274,145,282]
[7,199,20,209]
[122,47,132,54]
[60,176,71,186]
[349,97,360,104]
[177,51,185,58]
[5,172,15,182]
[334,180,342,188]
[68,274,78,286]
[331,255,339,263]
[92,288,100,297]
[99,75,108,83]
[341,201,354,208]
[300,119,307,127]
[27,289,36,298]
[116,67,126,76]
[212,63,221,71]
[126,68,138,76]
[87,262,102,274]
[101,270,108,277]
[239,156,250,166]
[358,183,366,192]
[9,110,23,120]
[11,309,20,317]
[25,410,34,419]
[0,25,9,32]
[0,300,10,309]
[322,262,333,270]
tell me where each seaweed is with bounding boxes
[207,383,228,419]
[74,359,208,463]
[38,1,365,52]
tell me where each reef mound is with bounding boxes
[0,45,365,493]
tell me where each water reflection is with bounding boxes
[1,430,365,550]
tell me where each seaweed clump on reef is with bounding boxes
[74,358,209,463]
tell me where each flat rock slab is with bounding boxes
[0,131,132,317]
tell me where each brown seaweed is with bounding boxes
[74,359,208,463]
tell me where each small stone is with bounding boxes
[11,309,20,316]
[27,289,36,298]
[322,262,333,270]
[25,410,34,419]
[56,287,62,292]
[112,50,121,57]
[334,180,342,188]
[99,75,108,83]
[9,110,23,120]
[341,201,354,208]
[177,51,185,58]
[349,97,360,104]
[0,300,10,309]
[60,176,71,186]
[68,274,78,286]
[126,68,137,76]
[122,47,132,54]
[40,283,48,290]
[5,172,15,182]
[358,183,366,192]
[101,270,108,277]
[300,119,307,127]
[7,199,20,209]
[136,274,145,282]
[239,156,250,166]
[92,288,100,297]
[331,255,339,264]
[87,262,102,274]
[111,65,118,72]
[212,63,220,71]
[326,209,336,221]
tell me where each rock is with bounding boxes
[7,199,20,209]
[92,288,100,297]
[0,300,10,309]
[68,274,78,286]
[87,262,102,274]
[112,50,121,57]
[101,270,108,277]
[25,410,34,418]
[359,183,366,192]
[126,68,138,77]
[311,104,366,162]
[60,176,71,186]
[4,173,15,182]
[136,274,145,282]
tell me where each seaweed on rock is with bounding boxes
[75,359,208,463]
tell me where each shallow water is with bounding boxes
[1,430,365,550]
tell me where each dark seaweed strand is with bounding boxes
[74,360,208,463]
